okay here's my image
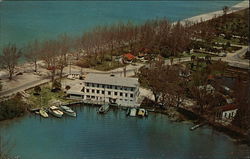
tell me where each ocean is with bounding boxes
[0,0,241,51]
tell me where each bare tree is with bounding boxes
[24,39,41,72]
[0,44,21,80]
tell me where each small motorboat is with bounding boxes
[39,108,49,118]
[98,103,109,114]
[129,108,137,117]
[60,105,76,117]
[137,108,148,117]
[48,106,63,118]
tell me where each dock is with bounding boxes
[190,122,206,131]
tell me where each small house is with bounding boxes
[123,53,135,63]
[215,104,238,121]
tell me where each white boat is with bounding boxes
[39,108,49,118]
[129,108,137,117]
[137,108,148,117]
[48,106,64,118]
[60,105,76,117]
[98,103,109,114]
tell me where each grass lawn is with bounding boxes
[212,36,241,45]
[181,52,211,58]
[93,61,126,71]
[27,83,73,108]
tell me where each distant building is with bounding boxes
[215,104,238,121]
[67,74,140,107]
[123,53,136,63]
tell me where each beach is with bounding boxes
[180,0,249,24]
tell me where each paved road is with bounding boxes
[0,46,249,99]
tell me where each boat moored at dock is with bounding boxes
[98,103,110,114]
[129,108,137,117]
[39,108,49,118]
[137,108,148,117]
[48,106,64,118]
[60,105,77,117]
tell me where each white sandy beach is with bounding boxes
[180,0,249,24]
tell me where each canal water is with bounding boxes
[0,105,249,159]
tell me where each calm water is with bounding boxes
[1,106,249,159]
[0,0,241,50]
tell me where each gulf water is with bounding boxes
[1,105,249,159]
[0,0,241,50]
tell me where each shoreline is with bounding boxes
[0,0,249,75]
[180,0,249,24]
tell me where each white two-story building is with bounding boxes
[67,73,140,107]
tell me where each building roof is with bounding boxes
[84,73,139,88]
[123,53,135,61]
[217,104,238,112]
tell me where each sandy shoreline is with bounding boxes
[180,0,249,24]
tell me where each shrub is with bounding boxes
[0,97,28,121]
[34,86,41,95]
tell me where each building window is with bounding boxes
[91,96,95,99]
[131,87,135,91]
[92,89,95,93]
[97,84,99,88]
[86,83,90,87]
[97,90,100,94]
[86,95,90,98]
[125,93,128,97]
[124,87,127,91]
[108,91,111,95]
[114,92,118,96]
[86,89,89,93]
[102,90,105,94]
[102,85,105,88]
[115,86,118,89]
[120,87,123,90]
[130,94,133,98]
[120,92,123,96]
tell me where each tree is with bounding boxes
[222,6,229,15]
[52,80,61,92]
[138,61,165,103]
[56,34,70,81]
[232,75,250,130]
[65,85,71,91]
[0,82,2,91]
[0,44,21,80]
[40,40,58,83]
[34,86,41,95]
[24,40,41,72]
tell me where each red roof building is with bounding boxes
[123,53,135,61]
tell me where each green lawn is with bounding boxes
[27,84,73,108]
[93,61,126,71]
[181,52,211,58]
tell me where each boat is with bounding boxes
[137,108,148,117]
[39,108,49,118]
[60,105,76,117]
[190,122,206,131]
[98,103,110,114]
[129,108,137,117]
[48,106,64,118]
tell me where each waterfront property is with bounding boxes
[66,74,140,107]
[215,104,238,121]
